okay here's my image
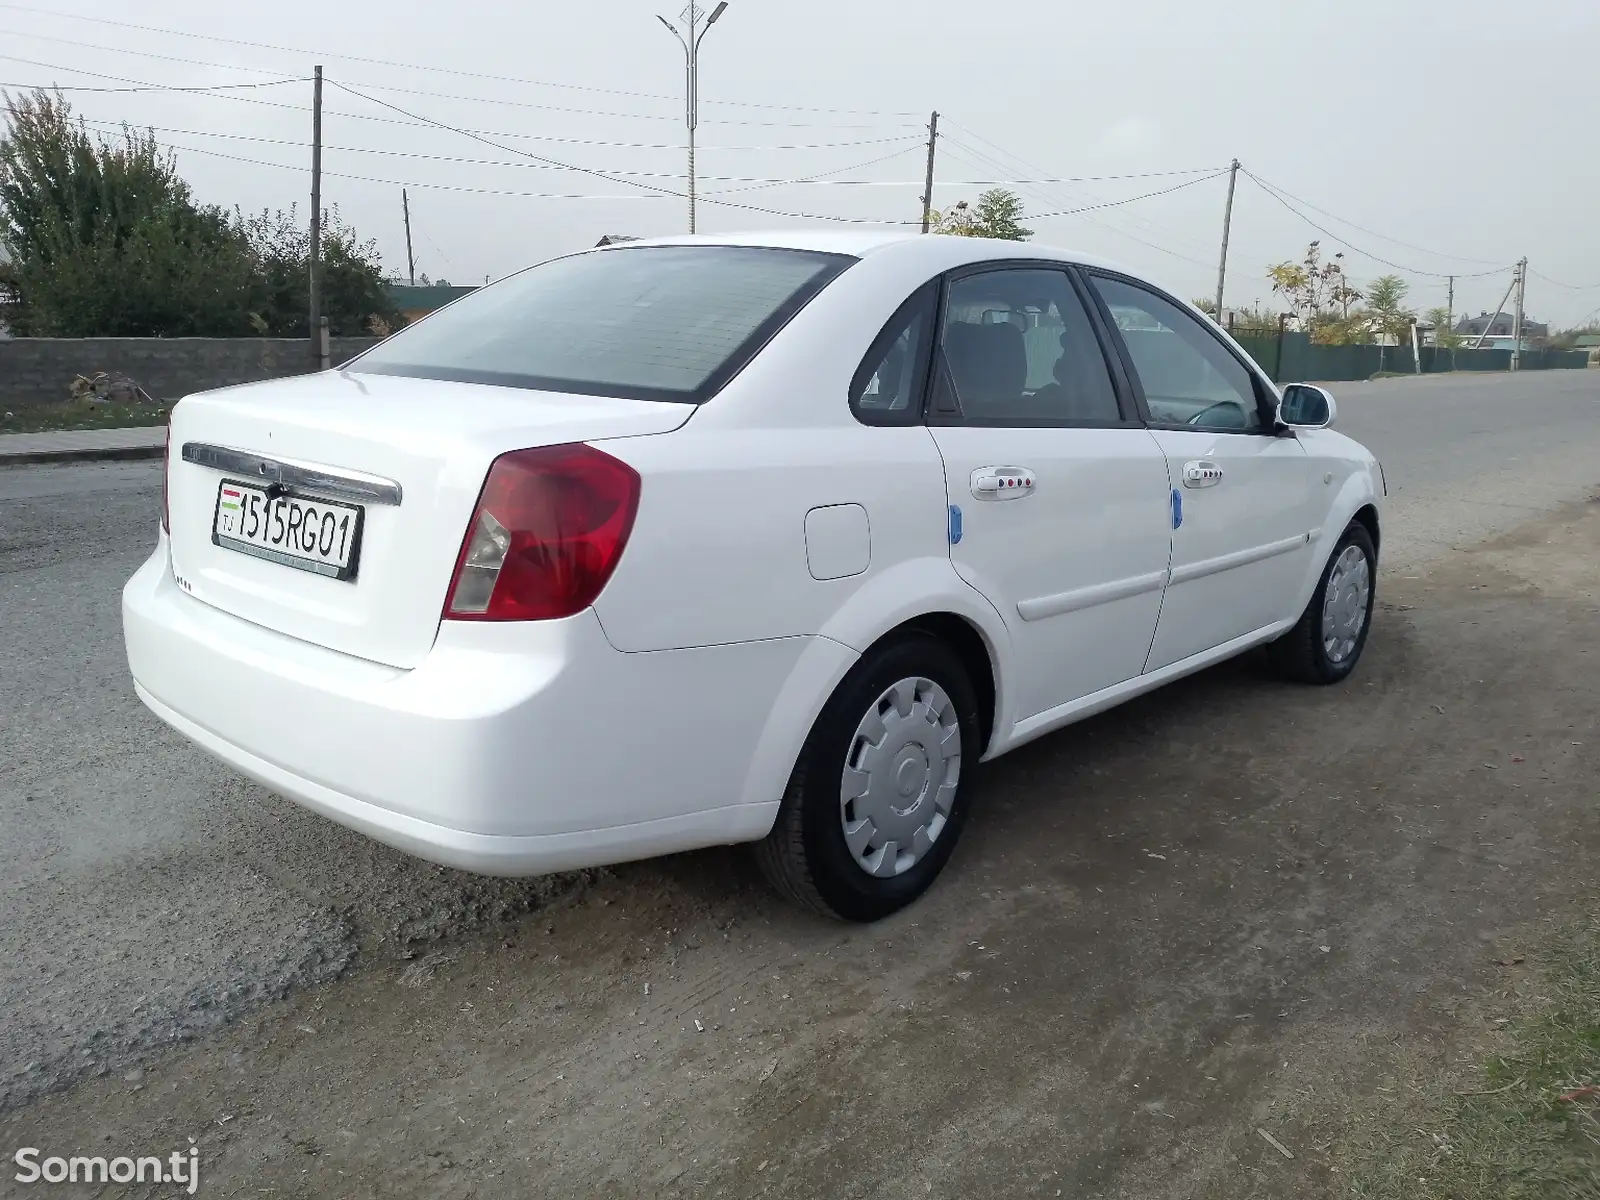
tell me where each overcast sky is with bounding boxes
[4,0,1599,325]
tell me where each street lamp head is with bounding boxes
[707,1,729,24]
[656,13,680,34]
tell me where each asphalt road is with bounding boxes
[1,368,1596,1133]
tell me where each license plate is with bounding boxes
[212,479,364,580]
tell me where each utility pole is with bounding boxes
[1446,275,1454,335]
[309,65,323,366]
[1470,268,1519,351]
[402,188,416,287]
[919,111,940,233]
[657,2,729,235]
[1213,158,1240,324]
[1510,256,1527,370]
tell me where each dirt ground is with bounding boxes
[5,496,1600,1199]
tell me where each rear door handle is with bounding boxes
[970,466,1035,500]
[1182,460,1224,489]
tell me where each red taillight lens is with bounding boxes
[160,420,171,534]
[445,443,641,622]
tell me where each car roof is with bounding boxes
[600,229,1156,284]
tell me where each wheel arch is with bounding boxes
[736,595,1011,821]
[1351,502,1381,559]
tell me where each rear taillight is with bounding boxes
[445,443,641,622]
[160,420,171,534]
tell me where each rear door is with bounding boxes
[1085,273,1317,671]
[927,264,1172,722]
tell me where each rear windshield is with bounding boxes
[349,245,854,404]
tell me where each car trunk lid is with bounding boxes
[166,370,692,669]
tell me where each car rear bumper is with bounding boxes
[122,542,791,876]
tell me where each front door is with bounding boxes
[927,266,1173,722]
[1086,273,1317,671]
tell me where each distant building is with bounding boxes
[594,234,641,247]
[386,283,478,325]
[1453,310,1548,352]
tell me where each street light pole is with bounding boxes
[658,1,728,234]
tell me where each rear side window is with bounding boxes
[933,268,1122,425]
[351,245,854,404]
[850,282,937,426]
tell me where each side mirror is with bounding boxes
[1278,383,1336,429]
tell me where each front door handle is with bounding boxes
[1182,460,1224,489]
[970,466,1035,500]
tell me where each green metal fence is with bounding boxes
[1229,329,1589,383]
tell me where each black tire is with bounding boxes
[1268,520,1377,685]
[754,633,982,922]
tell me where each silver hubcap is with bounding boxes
[840,677,962,878]
[1321,544,1371,664]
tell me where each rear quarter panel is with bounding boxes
[590,244,977,655]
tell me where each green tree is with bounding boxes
[1424,305,1461,348]
[0,88,257,335]
[929,188,1033,240]
[1363,274,1416,344]
[1,88,400,338]
[239,205,402,337]
[1268,241,1365,344]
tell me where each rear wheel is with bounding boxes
[1269,521,1376,684]
[755,634,981,921]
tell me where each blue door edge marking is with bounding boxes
[948,504,963,545]
[1170,488,1183,530]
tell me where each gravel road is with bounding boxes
[1,369,1596,1197]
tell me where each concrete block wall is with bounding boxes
[0,338,384,406]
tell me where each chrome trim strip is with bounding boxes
[1017,569,1168,622]
[1167,532,1308,586]
[182,442,402,506]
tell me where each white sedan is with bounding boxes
[123,231,1383,921]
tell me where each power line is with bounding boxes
[937,125,1225,265]
[74,118,924,187]
[136,117,915,225]
[117,134,674,200]
[320,77,921,129]
[324,79,917,223]
[940,121,1225,255]
[1528,268,1600,291]
[0,56,326,105]
[74,119,1217,191]
[1242,168,1505,266]
[0,25,299,78]
[703,145,925,196]
[0,2,921,118]
[6,56,887,140]
[42,67,919,151]
[0,35,681,123]
[1028,172,1228,220]
[1242,170,1508,280]
[934,136,1218,268]
[0,62,305,93]
[70,114,919,154]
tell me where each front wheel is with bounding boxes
[1268,521,1377,684]
[754,634,982,921]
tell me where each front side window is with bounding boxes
[351,245,854,404]
[1089,275,1265,432]
[934,268,1121,425]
